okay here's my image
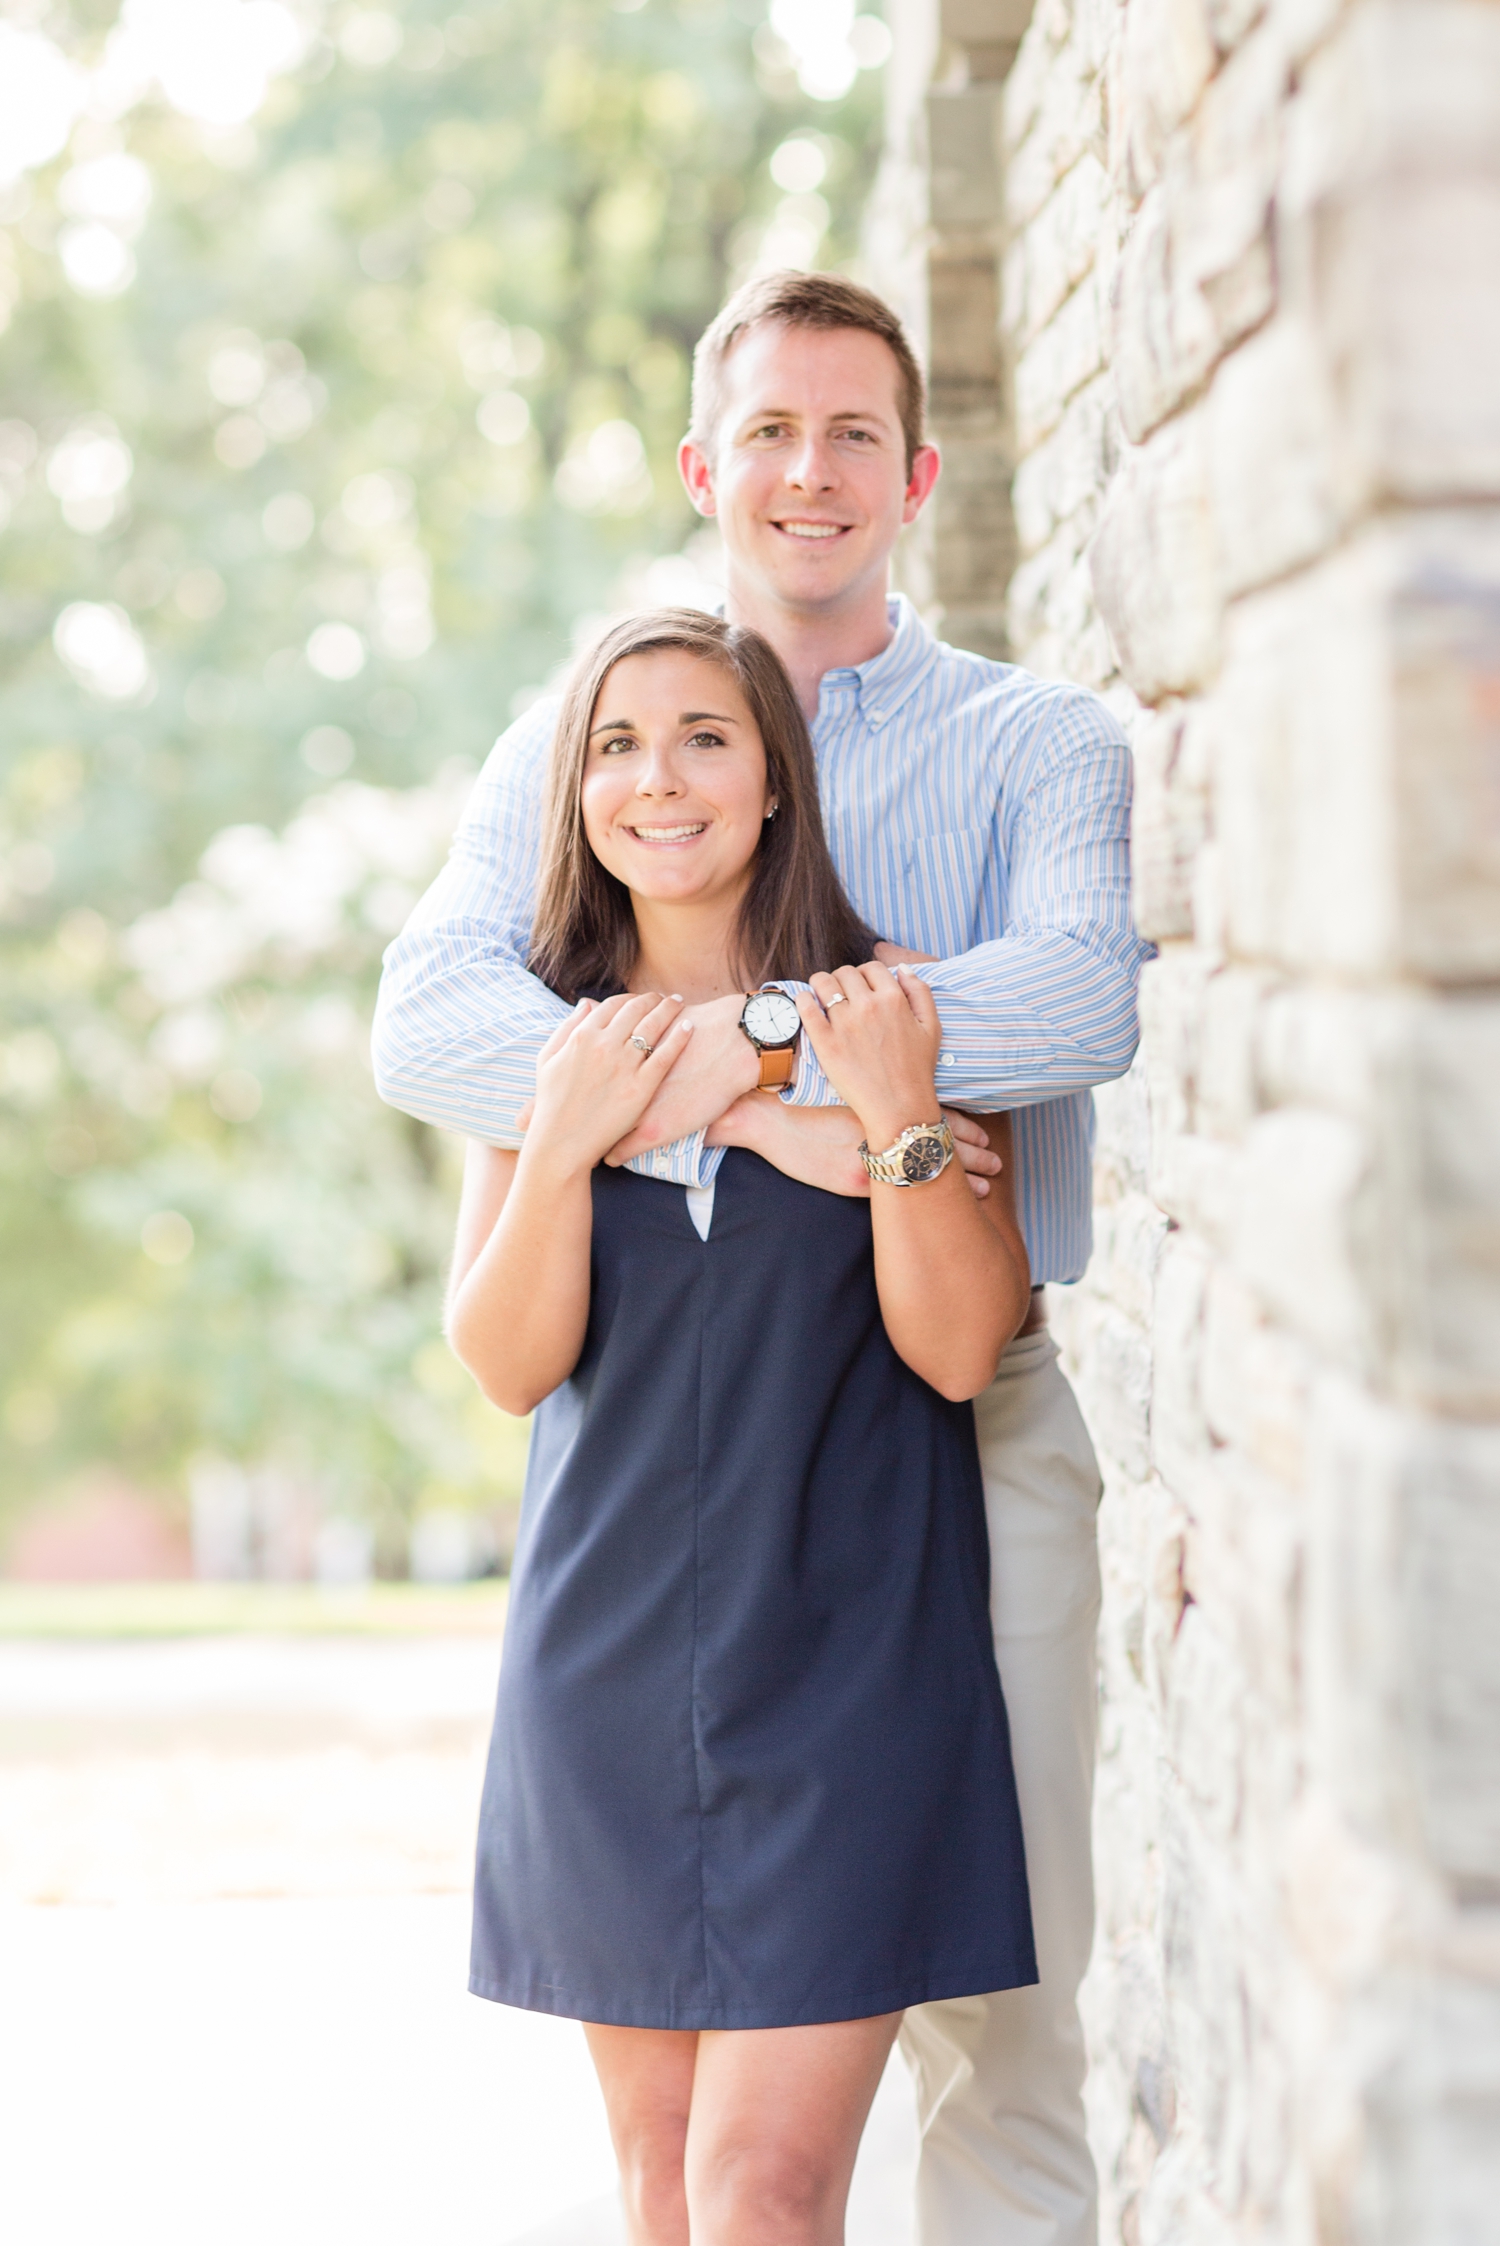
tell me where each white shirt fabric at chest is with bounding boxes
[684,1181,715,1242]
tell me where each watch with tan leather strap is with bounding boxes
[738,986,801,1090]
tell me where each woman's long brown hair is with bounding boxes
[529,610,879,1000]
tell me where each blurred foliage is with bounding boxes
[0,0,882,1563]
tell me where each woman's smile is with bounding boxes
[622,819,710,846]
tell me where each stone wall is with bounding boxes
[866,1,1500,2238]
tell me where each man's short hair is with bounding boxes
[689,270,927,475]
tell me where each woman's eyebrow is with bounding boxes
[588,708,738,735]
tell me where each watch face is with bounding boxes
[900,1133,947,1184]
[743,989,800,1047]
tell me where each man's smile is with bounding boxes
[771,519,852,541]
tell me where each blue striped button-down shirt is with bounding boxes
[373,596,1151,1280]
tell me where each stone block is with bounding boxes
[1084,1930,1175,2169]
[1110,184,1217,445]
[1385,526,1500,981]
[1001,0,1066,154]
[1206,0,1267,50]
[1256,983,1385,1121]
[1131,712,1192,941]
[1189,834,1229,964]
[1132,702,1212,943]
[1359,1974,1500,2246]
[1228,1462,1305,1726]
[1013,276,1107,454]
[1012,367,1112,552]
[1275,4,1500,504]
[1151,1229,1215,1479]
[1167,1599,1246,1847]
[1207,316,1340,598]
[1094,1047,1156,1203]
[1004,151,1109,347]
[1110,0,1218,204]
[1375,995,1500,1415]
[1241,988,1500,1409]
[1280,0,1500,208]
[1158,1781,1251,2204]
[1139,946,1210,1150]
[1265,0,1346,73]
[1008,521,1118,687]
[1306,1379,1500,1892]
[1230,1106,1374,1370]
[1195,964,1274,1141]
[1215,512,1500,981]
[1200,1264,1311,1485]
[1313,178,1500,505]
[1091,409,1223,701]
[1087,1185,1171,1331]
[1071,1287,1157,1482]
[1112,24,1284,442]
[1005,52,1109,231]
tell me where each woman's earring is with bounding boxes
[765,803,779,821]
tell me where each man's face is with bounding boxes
[679,322,939,620]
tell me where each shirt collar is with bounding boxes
[815,595,941,731]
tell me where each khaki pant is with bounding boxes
[900,1329,1103,2246]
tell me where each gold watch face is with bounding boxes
[901,1133,947,1183]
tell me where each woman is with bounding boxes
[447,611,1035,2246]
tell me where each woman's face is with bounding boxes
[581,649,775,912]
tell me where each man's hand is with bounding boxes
[602,991,758,1165]
[709,1094,1001,1199]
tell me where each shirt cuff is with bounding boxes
[624,1131,724,1189]
[760,978,834,1109]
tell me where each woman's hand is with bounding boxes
[526,993,693,1175]
[795,963,944,1153]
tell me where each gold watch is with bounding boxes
[859,1118,956,1187]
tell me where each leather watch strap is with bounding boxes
[756,1045,796,1091]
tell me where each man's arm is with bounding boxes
[779,690,1152,1114]
[372,700,724,1183]
[372,701,569,1147]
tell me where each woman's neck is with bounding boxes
[626,895,745,1005]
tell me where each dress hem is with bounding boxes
[466,1955,1039,2030]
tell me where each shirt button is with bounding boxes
[940,1053,955,1066]
[866,707,884,724]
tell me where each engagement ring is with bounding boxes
[824,993,847,1007]
[630,1034,654,1055]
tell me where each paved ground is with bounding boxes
[0,1633,917,2245]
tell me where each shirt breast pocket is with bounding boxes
[900,827,990,959]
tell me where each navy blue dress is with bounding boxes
[470,1149,1036,2029]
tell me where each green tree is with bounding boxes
[0,0,883,1566]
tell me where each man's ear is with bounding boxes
[901,442,942,526]
[678,435,718,517]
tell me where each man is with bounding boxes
[374,270,1150,2246]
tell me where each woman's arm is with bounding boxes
[796,965,1031,1402]
[446,992,693,1415]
